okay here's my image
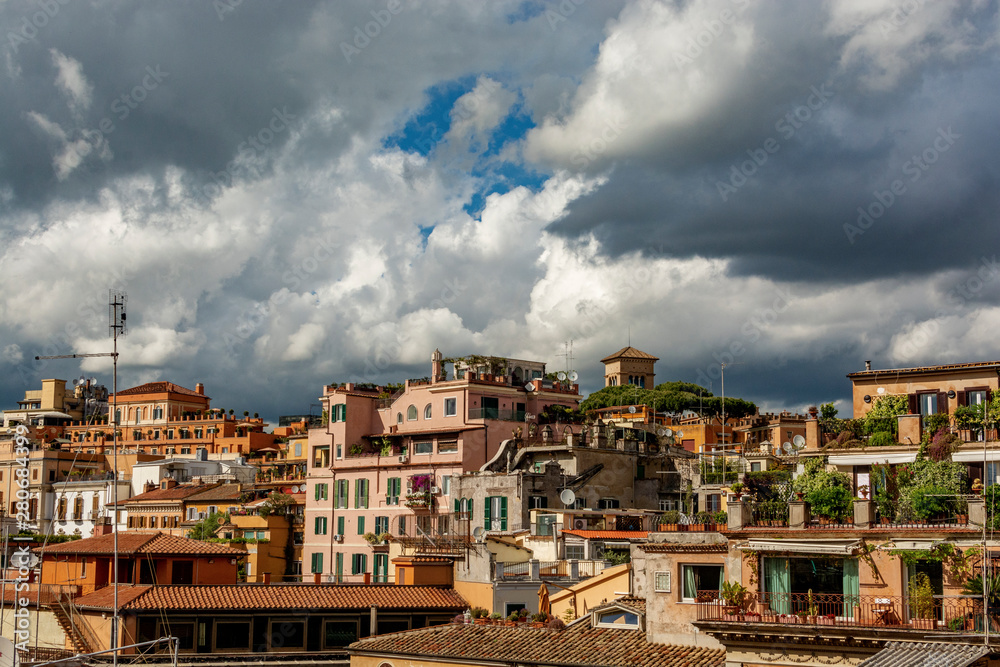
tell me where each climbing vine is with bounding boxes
[859,542,879,579]
[888,543,979,583]
[743,549,761,587]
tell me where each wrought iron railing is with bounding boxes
[467,408,526,421]
[697,590,983,631]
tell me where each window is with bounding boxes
[705,494,721,512]
[441,475,451,496]
[438,440,458,453]
[375,516,389,534]
[166,430,173,440]
[335,553,344,581]
[654,571,671,592]
[529,496,548,509]
[536,514,557,536]
[355,479,369,508]
[351,553,367,575]
[597,610,639,629]
[335,480,349,508]
[414,441,433,455]
[323,620,359,649]
[294,441,302,457]
[407,405,417,421]
[681,564,724,602]
[313,446,330,468]
[315,516,328,535]
[331,403,347,422]
[423,404,432,419]
[194,428,202,438]
[337,516,345,536]
[659,499,677,511]
[386,477,401,505]
[396,413,402,424]
[73,496,83,520]
[315,483,329,501]
[565,544,585,560]
[336,444,343,459]
[311,552,324,574]
[357,515,366,535]
[444,397,457,417]
[598,498,620,510]
[214,620,251,651]
[484,496,507,531]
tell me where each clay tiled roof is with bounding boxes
[350,623,724,667]
[858,641,990,667]
[560,530,648,540]
[640,543,728,553]
[847,360,1000,379]
[73,585,152,610]
[37,532,243,556]
[591,595,646,617]
[600,346,660,363]
[114,381,207,398]
[70,585,467,612]
[120,482,220,504]
[187,484,243,502]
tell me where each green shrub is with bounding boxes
[867,431,896,448]
[659,510,681,525]
[807,485,853,520]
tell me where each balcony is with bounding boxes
[494,559,608,582]
[696,590,984,634]
[730,496,982,532]
[467,408,526,421]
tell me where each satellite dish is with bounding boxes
[792,435,806,448]
[557,372,567,381]
[559,489,576,506]
[569,371,579,382]
[657,428,667,437]
[664,428,673,437]
[677,431,684,438]
[628,406,636,414]
[524,382,535,391]
[473,527,485,542]
[783,442,794,454]
[877,387,886,395]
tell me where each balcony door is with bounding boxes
[762,557,859,617]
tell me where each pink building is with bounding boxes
[304,350,581,581]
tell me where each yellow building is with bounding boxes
[601,346,658,388]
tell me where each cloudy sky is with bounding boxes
[2,0,999,424]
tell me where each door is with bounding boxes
[482,397,499,419]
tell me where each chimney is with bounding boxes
[313,572,322,584]
[161,477,178,490]
[144,481,157,494]
[431,348,443,383]
[195,383,204,395]
[864,360,872,371]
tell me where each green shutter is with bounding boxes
[843,559,860,617]
[337,516,345,535]
[362,479,369,508]
[315,484,321,501]
[484,497,492,530]
[335,553,343,579]
[500,496,508,531]
[358,515,365,535]
[454,498,460,514]
[355,480,360,508]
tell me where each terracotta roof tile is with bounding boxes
[37,532,243,556]
[71,584,467,612]
[121,483,221,503]
[859,641,991,667]
[560,530,649,540]
[73,585,152,610]
[640,543,728,553]
[186,484,243,502]
[350,623,723,667]
[847,360,1000,378]
[600,346,660,363]
[114,382,207,398]
[590,595,647,617]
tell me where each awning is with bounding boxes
[859,641,990,667]
[952,450,1000,462]
[34,411,73,419]
[742,539,861,555]
[827,452,917,466]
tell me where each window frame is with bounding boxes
[443,397,457,417]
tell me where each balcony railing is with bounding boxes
[746,500,789,528]
[697,590,983,632]
[468,408,526,421]
[495,559,608,581]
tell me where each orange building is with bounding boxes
[37,531,242,595]
[63,381,276,457]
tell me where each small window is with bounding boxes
[654,571,671,592]
[444,398,457,417]
[396,413,403,425]
[598,498,620,509]
[437,440,458,453]
[681,564,723,602]
[597,610,639,629]
[565,545,585,560]
[407,405,417,421]
[529,496,548,509]
[423,404,432,419]
[414,441,433,455]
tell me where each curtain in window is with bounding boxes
[763,557,790,614]
[684,566,696,600]
[842,558,860,618]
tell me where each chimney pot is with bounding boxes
[864,360,872,371]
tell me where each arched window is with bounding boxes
[407,405,417,421]
[423,404,432,419]
[396,412,403,425]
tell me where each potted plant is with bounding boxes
[489,612,502,625]
[713,510,729,528]
[506,611,520,626]
[858,484,869,499]
[721,580,750,617]
[806,589,819,624]
[909,572,936,629]
[729,482,745,500]
[530,613,547,628]
[658,510,682,531]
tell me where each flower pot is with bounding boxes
[806,616,817,624]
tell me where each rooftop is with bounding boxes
[37,531,243,557]
[600,346,660,363]
[847,360,1000,379]
[349,623,724,667]
[72,584,468,612]
[560,530,649,540]
[114,381,207,398]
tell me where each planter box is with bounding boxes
[762,615,779,624]
[817,617,835,626]
[911,618,936,630]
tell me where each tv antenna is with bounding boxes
[35,289,126,667]
[558,340,576,381]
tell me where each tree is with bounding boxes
[258,492,293,518]
[188,511,227,540]
[579,381,757,419]
[820,403,838,420]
